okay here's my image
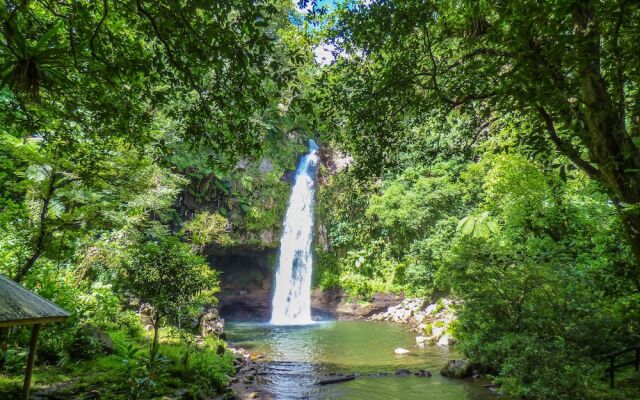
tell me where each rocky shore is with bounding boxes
[223,296,491,399]
[369,297,459,348]
[227,346,275,400]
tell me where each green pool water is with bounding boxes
[225,320,498,400]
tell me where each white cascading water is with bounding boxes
[270,139,320,325]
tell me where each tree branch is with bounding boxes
[135,0,210,115]
[90,0,109,61]
[537,106,601,181]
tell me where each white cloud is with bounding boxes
[314,43,336,65]
[293,0,313,14]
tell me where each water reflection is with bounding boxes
[227,321,499,400]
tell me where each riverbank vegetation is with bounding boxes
[0,0,313,398]
[311,1,640,399]
[1,0,639,399]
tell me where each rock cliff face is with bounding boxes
[211,246,405,321]
[208,247,276,321]
[311,289,404,320]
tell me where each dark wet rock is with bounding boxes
[317,375,356,385]
[208,247,276,321]
[441,359,473,379]
[395,368,411,376]
[415,369,432,377]
[281,169,297,184]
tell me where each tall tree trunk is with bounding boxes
[150,312,161,366]
[14,173,57,283]
[572,2,640,282]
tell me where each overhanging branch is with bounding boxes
[537,106,601,181]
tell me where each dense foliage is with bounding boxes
[311,0,640,399]
[1,0,639,399]
[0,0,315,398]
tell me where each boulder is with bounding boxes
[414,312,427,324]
[74,325,116,354]
[431,326,445,338]
[425,303,438,314]
[394,348,410,354]
[197,307,225,338]
[415,336,429,347]
[438,334,456,347]
[395,368,411,376]
[440,359,473,379]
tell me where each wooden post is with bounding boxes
[610,356,615,389]
[22,324,41,400]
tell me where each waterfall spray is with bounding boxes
[270,139,319,325]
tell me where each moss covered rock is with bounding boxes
[440,359,473,379]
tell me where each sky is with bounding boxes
[293,0,340,65]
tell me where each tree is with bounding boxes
[315,0,640,280]
[182,211,233,255]
[121,234,217,363]
[0,0,292,152]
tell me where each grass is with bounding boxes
[0,355,128,399]
[0,328,234,399]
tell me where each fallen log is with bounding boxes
[316,375,356,385]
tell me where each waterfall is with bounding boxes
[270,139,320,325]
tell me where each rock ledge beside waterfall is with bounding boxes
[368,297,459,347]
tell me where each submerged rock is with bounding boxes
[440,359,473,379]
[317,375,356,385]
[395,368,412,376]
